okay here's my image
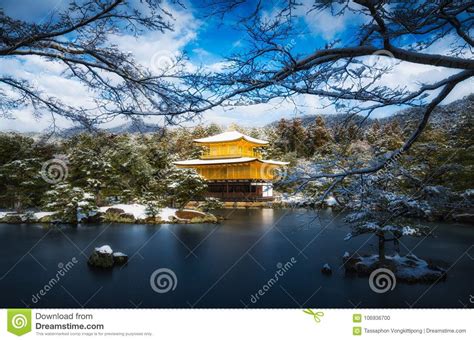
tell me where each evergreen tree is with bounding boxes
[0,133,55,209]
[66,133,116,205]
[380,121,404,151]
[43,183,97,223]
[365,120,382,146]
[289,119,307,157]
[0,158,46,211]
[271,118,307,157]
[306,116,332,156]
[271,118,292,156]
[167,167,207,209]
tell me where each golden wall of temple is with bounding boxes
[184,162,278,181]
[199,141,262,159]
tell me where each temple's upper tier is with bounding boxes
[174,130,289,179]
[193,130,269,159]
[194,131,268,146]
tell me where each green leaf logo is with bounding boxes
[7,309,32,336]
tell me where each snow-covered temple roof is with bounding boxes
[193,131,269,145]
[174,157,289,166]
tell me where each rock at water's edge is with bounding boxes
[321,263,332,275]
[113,252,128,265]
[105,208,125,215]
[88,245,114,268]
[452,213,474,224]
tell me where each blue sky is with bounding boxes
[0,0,472,132]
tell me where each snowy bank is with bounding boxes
[99,204,217,224]
[344,253,446,283]
[0,205,217,225]
[280,194,339,208]
[0,211,56,223]
[99,204,178,221]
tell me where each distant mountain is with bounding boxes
[380,94,473,133]
[269,94,474,131]
[8,94,472,138]
[266,111,375,129]
[298,113,374,129]
[58,119,163,137]
[107,120,163,134]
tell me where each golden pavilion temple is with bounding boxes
[174,131,289,201]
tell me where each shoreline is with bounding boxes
[0,204,472,225]
[0,206,219,225]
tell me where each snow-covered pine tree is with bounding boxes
[0,158,46,211]
[43,183,97,223]
[66,134,116,205]
[198,197,224,212]
[306,116,332,156]
[167,167,207,209]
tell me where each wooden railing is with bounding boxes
[201,151,262,159]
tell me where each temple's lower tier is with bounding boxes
[204,181,274,201]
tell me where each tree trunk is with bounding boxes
[393,237,400,254]
[378,232,385,262]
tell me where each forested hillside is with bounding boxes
[0,95,472,223]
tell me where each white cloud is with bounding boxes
[297,0,366,41]
[111,3,200,69]
[200,94,335,127]
[1,2,472,132]
[0,2,202,132]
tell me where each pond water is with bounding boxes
[0,208,472,308]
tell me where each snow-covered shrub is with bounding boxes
[141,194,167,218]
[167,167,207,209]
[198,197,224,212]
[43,183,97,223]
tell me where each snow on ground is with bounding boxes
[1,205,206,223]
[33,212,56,219]
[389,254,441,278]
[281,194,307,205]
[99,204,179,222]
[325,196,337,206]
[0,211,15,219]
[354,253,444,280]
[281,194,338,206]
[0,211,55,220]
[160,207,178,221]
